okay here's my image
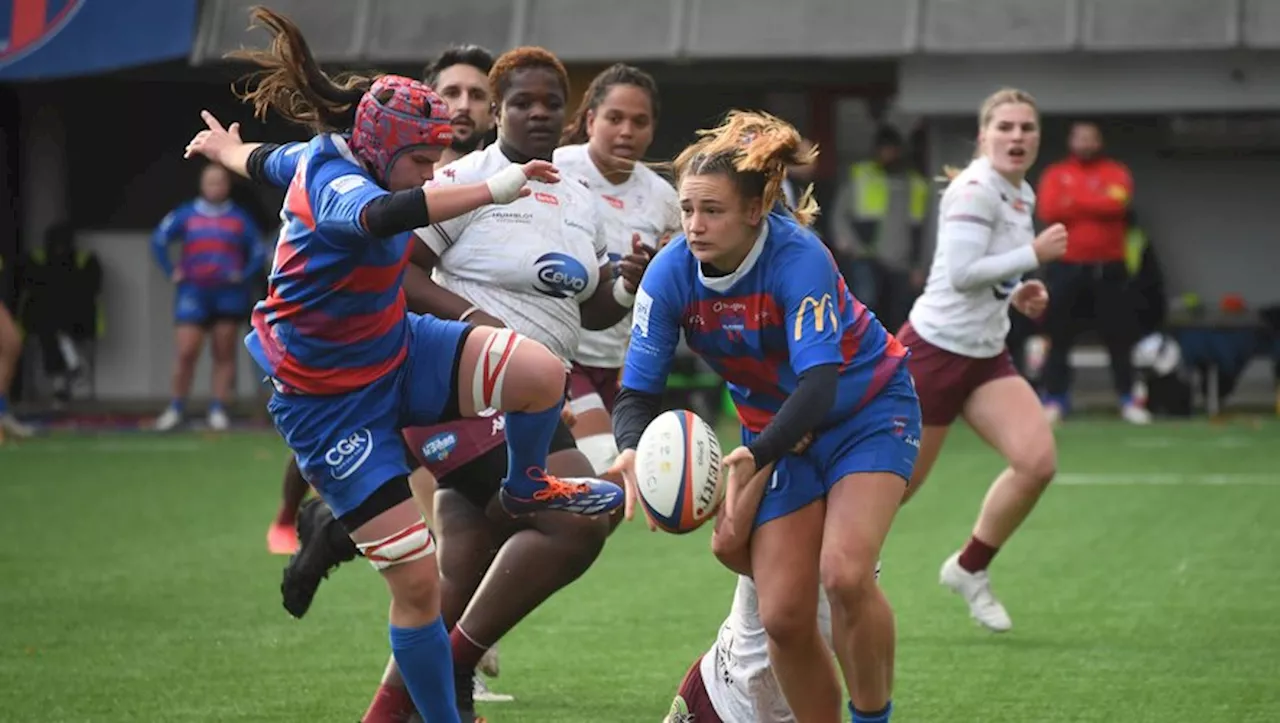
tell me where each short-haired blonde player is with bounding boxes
[897,88,1066,632]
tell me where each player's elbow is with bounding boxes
[947,265,982,293]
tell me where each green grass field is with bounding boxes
[3,418,1280,722]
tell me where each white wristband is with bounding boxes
[613,277,636,308]
[486,165,528,205]
[458,305,479,322]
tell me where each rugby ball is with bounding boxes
[634,410,724,534]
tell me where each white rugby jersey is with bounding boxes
[416,144,609,364]
[700,577,834,723]
[553,144,680,369]
[907,156,1041,358]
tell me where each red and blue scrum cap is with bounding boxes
[350,75,454,185]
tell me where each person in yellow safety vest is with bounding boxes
[1122,212,1166,337]
[19,222,103,407]
[831,126,931,333]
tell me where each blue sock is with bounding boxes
[502,399,562,494]
[0,394,8,415]
[209,400,224,413]
[389,617,457,723]
[851,700,893,723]
[169,398,185,414]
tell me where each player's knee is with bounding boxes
[819,549,879,611]
[575,433,619,474]
[758,592,816,646]
[544,514,610,572]
[1012,445,1057,487]
[472,329,564,412]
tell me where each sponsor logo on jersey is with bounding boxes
[325,429,374,480]
[534,192,559,205]
[793,294,839,341]
[421,431,458,462]
[602,194,625,210]
[532,252,590,299]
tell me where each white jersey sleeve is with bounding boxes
[907,157,1040,358]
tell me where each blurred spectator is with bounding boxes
[831,126,930,333]
[1035,121,1150,424]
[151,163,265,432]
[19,222,102,407]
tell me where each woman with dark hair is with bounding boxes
[553,63,681,474]
[183,9,622,722]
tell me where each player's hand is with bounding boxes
[605,448,657,531]
[486,161,559,204]
[560,404,577,429]
[170,270,184,283]
[722,446,759,496]
[617,234,654,293]
[184,110,243,163]
[520,159,559,184]
[1012,279,1049,319]
[1032,223,1068,263]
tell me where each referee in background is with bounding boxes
[1035,121,1151,425]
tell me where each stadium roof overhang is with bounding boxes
[189,0,1276,67]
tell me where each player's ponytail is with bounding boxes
[672,110,821,227]
[228,6,372,132]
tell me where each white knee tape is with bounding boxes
[576,433,620,475]
[567,392,605,416]
[472,329,523,414]
[357,520,437,571]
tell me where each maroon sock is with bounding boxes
[957,535,999,573]
[361,683,414,723]
[450,625,489,672]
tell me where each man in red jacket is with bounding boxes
[1036,121,1150,424]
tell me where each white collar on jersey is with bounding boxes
[974,156,1028,201]
[697,217,770,293]
[194,198,233,216]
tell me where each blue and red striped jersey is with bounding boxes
[622,211,907,432]
[244,134,412,395]
[152,198,264,287]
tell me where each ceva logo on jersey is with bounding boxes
[421,432,458,462]
[325,429,374,480]
[533,252,589,299]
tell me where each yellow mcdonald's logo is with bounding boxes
[794,294,839,341]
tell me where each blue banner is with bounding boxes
[0,0,198,81]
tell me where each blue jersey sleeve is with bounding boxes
[777,242,846,374]
[308,156,389,243]
[151,203,189,276]
[620,252,684,394]
[261,142,307,188]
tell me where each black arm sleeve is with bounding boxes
[362,189,431,238]
[245,144,283,185]
[747,363,839,469]
[612,386,664,452]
